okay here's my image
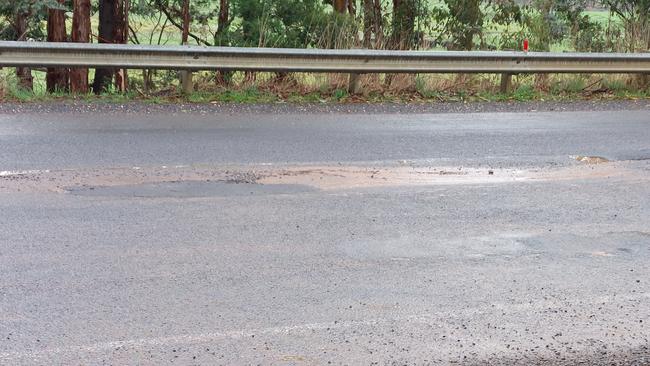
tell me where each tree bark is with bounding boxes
[93,0,129,93]
[363,0,383,48]
[386,0,415,88]
[347,0,356,15]
[14,11,33,91]
[217,0,230,41]
[114,0,129,92]
[390,0,416,50]
[363,0,373,48]
[179,0,192,93]
[215,0,231,84]
[93,0,117,93]
[333,0,347,13]
[373,0,383,48]
[46,0,69,93]
[181,0,190,44]
[70,0,91,93]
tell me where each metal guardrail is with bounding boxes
[1,41,650,74]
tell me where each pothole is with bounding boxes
[257,166,521,190]
[0,161,647,194]
[66,181,314,198]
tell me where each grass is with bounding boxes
[3,68,649,105]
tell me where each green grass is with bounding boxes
[550,77,586,95]
[4,85,649,105]
[511,85,538,101]
[3,67,649,105]
[332,88,348,101]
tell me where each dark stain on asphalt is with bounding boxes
[66,180,316,198]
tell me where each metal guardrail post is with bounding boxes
[500,73,512,93]
[348,73,362,94]
[180,70,193,94]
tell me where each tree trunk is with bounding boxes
[114,0,129,92]
[363,0,373,48]
[70,0,91,94]
[386,0,415,87]
[363,0,383,48]
[390,0,416,50]
[333,0,347,13]
[93,0,129,93]
[181,0,190,44]
[347,0,355,15]
[217,0,229,41]
[373,0,383,48]
[14,11,33,91]
[93,0,117,93]
[179,0,192,93]
[46,0,69,93]
[215,0,231,84]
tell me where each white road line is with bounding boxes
[2,293,648,360]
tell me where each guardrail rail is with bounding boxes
[1,41,649,93]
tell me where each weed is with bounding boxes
[513,84,537,101]
[604,78,627,92]
[332,88,348,101]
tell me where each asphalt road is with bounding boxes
[1,103,649,365]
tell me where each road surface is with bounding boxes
[1,102,649,365]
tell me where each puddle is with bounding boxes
[258,166,526,190]
[66,181,315,198]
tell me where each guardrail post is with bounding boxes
[181,70,193,94]
[500,73,512,93]
[348,73,362,95]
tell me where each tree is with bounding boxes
[216,0,230,44]
[391,0,417,50]
[433,0,484,50]
[603,0,650,51]
[181,0,190,44]
[333,0,347,13]
[2,0,61,89]
[215,0,231,84]
[363,0,383,48]
[70,0,91,93]
[114,0,129,91]
[93,0,129,93]
[230,0,328,48]
[14,10,33,90]
[46,0,69,92]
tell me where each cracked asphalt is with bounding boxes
[0,102,649,365]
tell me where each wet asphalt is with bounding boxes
[0,102,649,365]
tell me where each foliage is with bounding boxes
[602,0,650,51]
[432,0,522,50]
[432,0,485,50]
[228,0,330,48]
[0,0,67,41]
[3,0,649,98]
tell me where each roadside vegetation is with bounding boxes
[1,0,649,103]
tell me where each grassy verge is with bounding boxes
[2,69,649,105]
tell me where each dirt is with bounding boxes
[575,155,610,164]
[1,100,650,116]
[1,160,647,194]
